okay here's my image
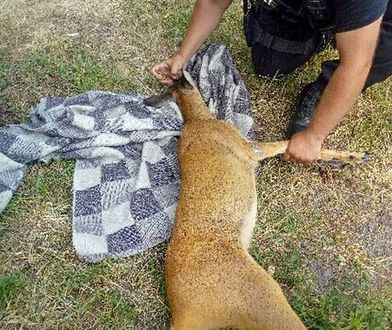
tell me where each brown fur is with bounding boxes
[146,74,306,330]
[144,73,369,330]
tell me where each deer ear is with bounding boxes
[181,71,196,90]
[143,92,175,108]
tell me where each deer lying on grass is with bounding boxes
[144,72,369,330]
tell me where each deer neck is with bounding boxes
[175,91,214,123]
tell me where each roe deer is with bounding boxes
[144,72,369,330]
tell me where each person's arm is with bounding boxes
[284,16,384,164]
[153,0,233,84]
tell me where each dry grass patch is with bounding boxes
[0,0,391,329]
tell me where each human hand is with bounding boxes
[283,129,324,165]
[152,53,187,85]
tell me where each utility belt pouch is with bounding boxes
[243,0,318,55]
[243,0,292,47]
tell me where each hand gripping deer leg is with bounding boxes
[254,141,371,165]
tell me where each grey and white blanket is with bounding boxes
[0,43,254,262]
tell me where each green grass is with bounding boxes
[0,62,6,90]
[252,246,392,329]
[0,0,391,328]
[8,43,140,106]
[0,273,28,319]
[291,275,392,330]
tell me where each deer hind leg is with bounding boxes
[169,310,231,330]
[167,285,229,330]
[254,140,371,165]
[171,258,306,330]
[170,322,204,330]
[223,257,307,330]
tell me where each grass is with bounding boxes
[0,273,28,319]
[0,0,391,329]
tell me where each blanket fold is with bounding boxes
[0,43,254,262]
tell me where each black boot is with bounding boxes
[288,77,328,137]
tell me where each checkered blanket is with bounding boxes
[0,43,254,262]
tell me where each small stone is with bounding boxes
[267,265,276,276]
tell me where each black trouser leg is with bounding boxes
[251,36,323,77]
[319,3,392,88]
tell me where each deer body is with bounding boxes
[156,79,306,330]
[144,73,369,329]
